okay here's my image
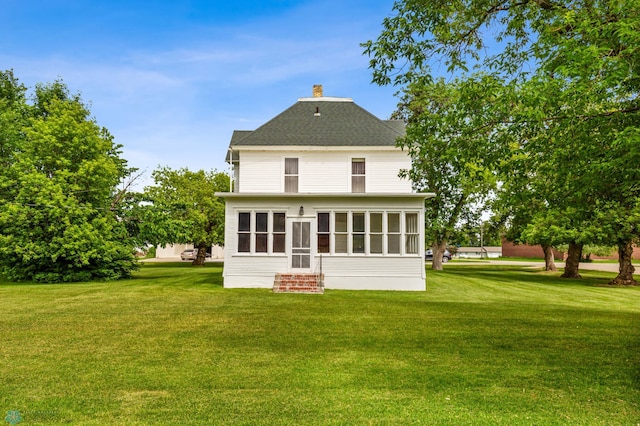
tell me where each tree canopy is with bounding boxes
[0,71,138,282]
[137,167,229,266]
[364,0,640,282]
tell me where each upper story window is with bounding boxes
[284,158,298,193]
[352,158,365,193]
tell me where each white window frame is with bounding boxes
[284,158,299,193]
[236,211,287,255]
[351,158,366,193]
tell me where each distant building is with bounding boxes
[455,247,502,259]
[501,239,564,259]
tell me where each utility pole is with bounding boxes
[480,222,485,259]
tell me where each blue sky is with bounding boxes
[0,0,401,187]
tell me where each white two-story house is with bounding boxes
[216,86,432,291]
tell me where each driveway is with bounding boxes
[451,259,626,273]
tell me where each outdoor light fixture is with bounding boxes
[299,206,304,216]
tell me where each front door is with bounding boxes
[291,220,311,270]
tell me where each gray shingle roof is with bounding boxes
[229,98,405,148]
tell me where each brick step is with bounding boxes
[273,273,324,294]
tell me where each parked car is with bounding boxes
[425,249,452,263]
[180,249,197,260]
[180,249,212,261]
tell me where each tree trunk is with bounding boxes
[609,240,638,286]
[192,242,208,266]
[561,241,582,279]
[431,241,447,271]
[541,244,557,272]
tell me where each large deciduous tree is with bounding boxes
[364,0,640,284]
[139,168,229,266]
[0,72,138,282]
[394,74,510,269]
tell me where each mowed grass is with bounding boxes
[1,263,639,425]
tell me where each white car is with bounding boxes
[180,249,197,260]
[180,249,212,260]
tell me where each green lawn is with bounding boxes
[1,263,639,425]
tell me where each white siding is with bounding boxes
[237,151,282,193]
[223,256,289,288]
[366,152,413,193]
[302,152,348,193]
[236,149,412,194]
[315,256,425,291]
[223,256,425,290]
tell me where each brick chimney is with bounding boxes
[313,84,323,97]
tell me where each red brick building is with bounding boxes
[501,239,640,260]
[501,239,564,260]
